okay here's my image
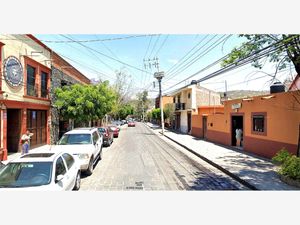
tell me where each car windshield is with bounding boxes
[0,162,52,188]
[109,127,117,131]
[98,128,106,133]
[58,134,92,145]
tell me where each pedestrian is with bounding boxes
[235,128,243,147]
[20,130,34,155]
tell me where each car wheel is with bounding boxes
[73,171,81,191]
[85,158,94,176]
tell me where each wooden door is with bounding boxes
[187,112,191,133]
[7,109,21,153]
[202,116,207,139]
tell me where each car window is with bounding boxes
[55,157,67,178]
[0,162,52,187]
[92,131,99,144]
[58,134,92,145]
[62,153,75,170]
[98,128,106,133]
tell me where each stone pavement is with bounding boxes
[146,122,299,190]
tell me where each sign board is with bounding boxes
[154,71,165,79]
[232,103,242,110]
[4,56,23,87]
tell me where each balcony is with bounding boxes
[175,103,185,111]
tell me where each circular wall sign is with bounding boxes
[4,56,23,87]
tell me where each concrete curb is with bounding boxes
[143,122,258,190]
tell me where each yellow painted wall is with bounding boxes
[0,34,51,105]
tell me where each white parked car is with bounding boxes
[0,151,81,190]
[54,127,103,175]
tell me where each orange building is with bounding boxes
[191,105,224,138]
[155,95,173,109]
[203,90,300,159]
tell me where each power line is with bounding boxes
[58,34,151,74]
[1,34,159,43]
[148,34,161,59]
[163,36,295,92]
[163,35,230,84]
[55,52,116,81]
[165,35,230,80]
[61,34,116,73]
[141,36,154,88]
[154,34,169,56]
[165,34,210,75]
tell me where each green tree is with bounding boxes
[222,35,300,75]
[54,81,116,125]
[164,103,174,121]
[135,90,151,120]
[116,104,134,120]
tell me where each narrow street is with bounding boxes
[81,123,247,190]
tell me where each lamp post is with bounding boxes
[154,71,165,135]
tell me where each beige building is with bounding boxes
[171,82,221,133]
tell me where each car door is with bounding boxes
[54,156,70,190]
[92,132,100,158]
[62,153,77,190]
[97,130,103,148]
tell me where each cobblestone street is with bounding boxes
[81,123,247,190]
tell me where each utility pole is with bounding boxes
[142,100,145,122]
[158,75,164,135]
[152,57,165,135]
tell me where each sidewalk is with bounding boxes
[146,122,299,190]
[3,145,51,164]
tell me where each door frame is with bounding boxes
[202,116,207,139]
[187,111,191,133]
[230,113,244,147]
[7,108,22,153]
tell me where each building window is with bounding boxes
[41,71,48,98]
[178,96,181,103]
[252,115,265,133]
[173,97,175,103]
[188,93,191,99]
[27,65,37,96]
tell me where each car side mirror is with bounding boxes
[56,174,64,183]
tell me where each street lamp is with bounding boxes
[154,71,165,135]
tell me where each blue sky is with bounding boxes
[36,34,296,98]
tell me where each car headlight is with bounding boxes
[78,154,90,160]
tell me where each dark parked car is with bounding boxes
[108,125,119,138]
[98,127,113,147]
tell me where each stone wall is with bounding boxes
[50,67,81,144]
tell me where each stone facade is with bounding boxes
[50,67,82,144]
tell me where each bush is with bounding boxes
[279,156,300,180]
[272,148,292,165]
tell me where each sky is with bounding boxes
[35,34,297,98]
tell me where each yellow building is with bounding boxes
[0,34,52,160]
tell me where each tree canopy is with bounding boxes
[222,35,300,76]
[54,81,116,123]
